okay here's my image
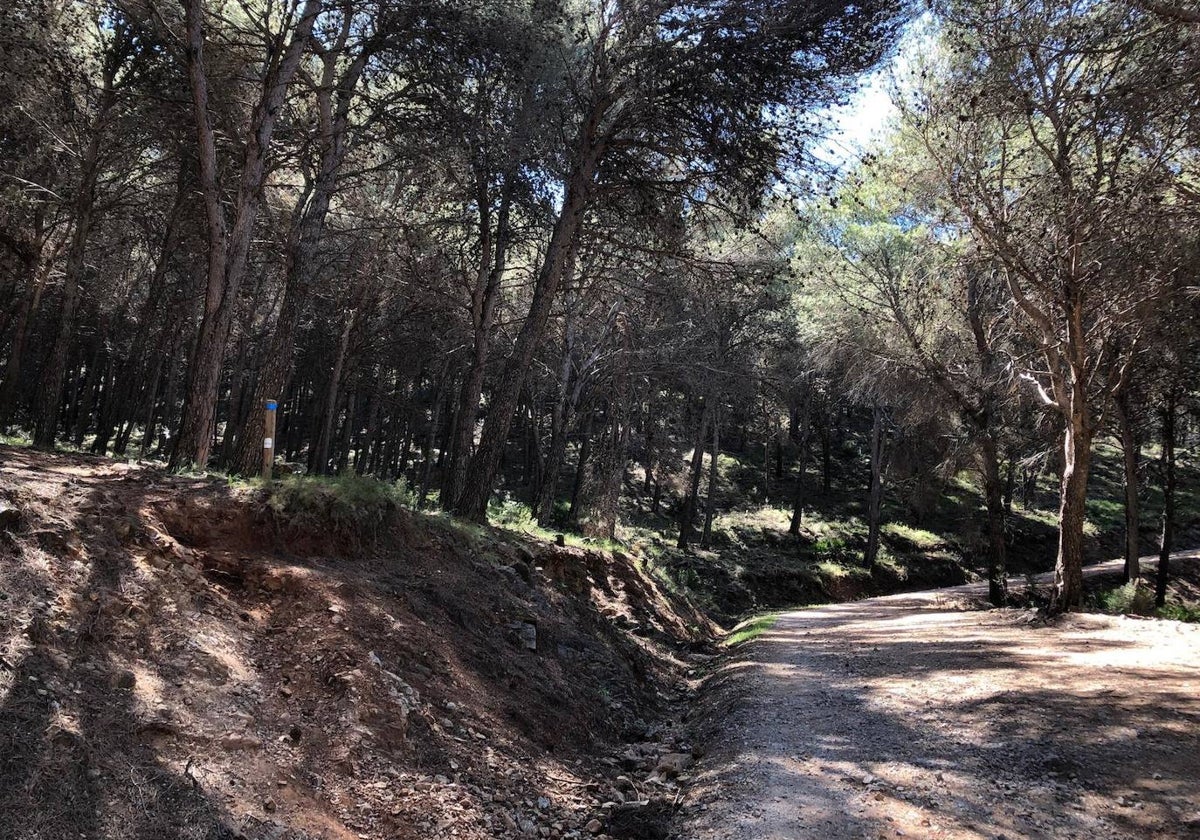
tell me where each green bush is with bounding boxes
[1156,602,1200,623]
[1096,581,1155,616]
[488,495,536,531]
[266,473,409,542]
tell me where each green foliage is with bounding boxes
[811,535,858,565]
[1095,582,1156,616]
[881,522,942,550]
[266,473,412,542]
[1156,602,1200,623]
[813,559,871,580]
[488,495,536,531]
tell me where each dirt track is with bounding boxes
[680,561,1200,840]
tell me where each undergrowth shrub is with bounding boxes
[488,495,536,531]
[1095,581,1155,616]
[267,474,411,544]
[1156,602,1200,623]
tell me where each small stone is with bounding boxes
[220,734,263,751]
[112,670,137,690]
[0,503,21,531]
[585,818,603,834]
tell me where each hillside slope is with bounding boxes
[0,447,711,840]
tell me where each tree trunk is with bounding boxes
[978,434,1008,606]
[1155,394,1177,609]
[1051,406,1092,612]
[451,126,602,521]
[701,409,721,547]
[311,309,355,475]
[567,411,594,524]
[788,390,814,535]
[1114,393,1141,583]
[418,362,450,508]
[172,0,320,469]
[0,241,56,429]
[443,172,517,510]
[864,405,887,568]
[1003,455,1015,515]
[136,342,167,458]
[71,332,106,448]
[820,423,832,494]
[535,313,579,525]
[336,389,356,474]
[642,396,656,497]
[677,401,710,550]
[34,81,112,448]
[578,319,632,540]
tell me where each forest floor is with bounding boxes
[677,558,1200,840]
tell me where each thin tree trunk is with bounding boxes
[72,333,107,448]
[0,241,56,428]
[336,389,356,474]
[642,396,656,497]
[788,391,814,536]
[678,401,710,550]
[568,411,594,524]
[820,424,832,494]
[311,309,355,475]
[34,75,114,448]
[978,434,1009,606]
[701,409,721,547]
[864,405,887,568]
[1003,455,1016,515]
[443,173,514,510]
[418,362,450,508]
[536,314,578,525]
[1155,394,1177,609]
[1114,393,1141,583]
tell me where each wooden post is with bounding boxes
[263,400,278,480]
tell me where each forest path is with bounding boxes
[679,554,1200,840]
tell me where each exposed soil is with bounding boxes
[678,563,1200,840]
[0,446,712,840]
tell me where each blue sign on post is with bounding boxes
[266,400,278,411]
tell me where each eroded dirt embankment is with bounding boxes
[0,447,711,840]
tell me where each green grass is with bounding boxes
[881,522,943,550]
[264,472,417,542]
[483,494,626,552]
[723,613,779,647]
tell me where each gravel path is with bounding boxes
[679,556,1200,840]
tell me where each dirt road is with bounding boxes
[679,560,1200,840]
